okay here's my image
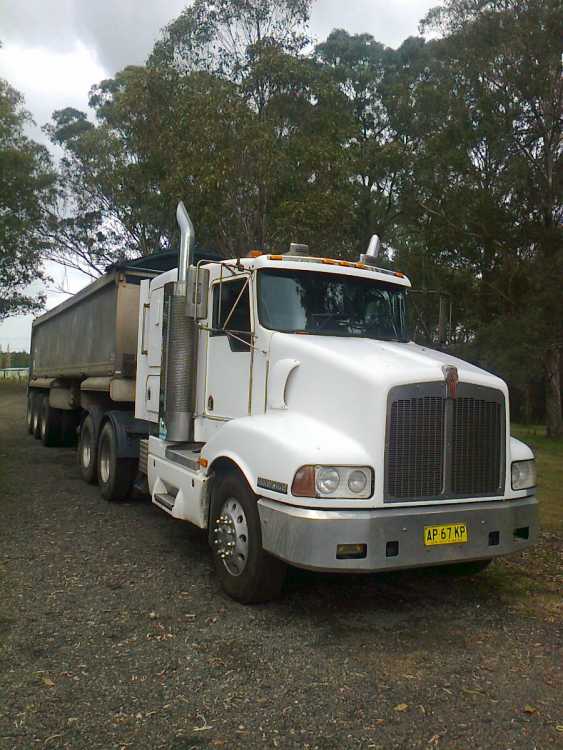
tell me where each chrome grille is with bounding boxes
[387,396,444,498]
[385,383,504,502]
[452,398,502,494]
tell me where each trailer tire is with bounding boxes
[40,398,62,447]
[97,421,137,502]
[60,411,80,447]
[31,393,43,439]
[209,472,286,604]
[26,392,34,434]
[78,414,98,484]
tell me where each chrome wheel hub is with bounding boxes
[82,441,91,469]
[99,438,110,483]
[212,497,249,576]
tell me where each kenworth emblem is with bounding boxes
[442,365,459,399]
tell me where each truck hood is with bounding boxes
[266,333,508,473]
[269,333,505,394]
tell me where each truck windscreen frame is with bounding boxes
[257,268,408,342]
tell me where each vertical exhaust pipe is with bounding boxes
[176,201,195,291]
[159,202,197,443]
[360,234,381,266]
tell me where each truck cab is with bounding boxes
[133,205,538,603]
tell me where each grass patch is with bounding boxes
[512,424,563,532]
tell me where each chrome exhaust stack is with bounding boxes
[159,202,197,443]
[360,234,381,266]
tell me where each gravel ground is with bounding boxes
[1,386,562,750]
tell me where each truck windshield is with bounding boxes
[257,268,408,341]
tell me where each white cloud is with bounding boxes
[311,0,434,47]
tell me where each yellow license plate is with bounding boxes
[424,523,468,546]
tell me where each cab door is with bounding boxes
[205,275,253,420]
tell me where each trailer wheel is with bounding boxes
[40,397,62,447]
[97,421,137,502]
[60,411,80,447]
[78,414,98,483]
[31,394,43,439]
[209,472,286,604]
[26,392,34,434]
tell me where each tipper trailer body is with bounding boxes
[28,204,539,602]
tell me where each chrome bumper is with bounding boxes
[257,497,538,573]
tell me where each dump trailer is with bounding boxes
[28,204,539,603]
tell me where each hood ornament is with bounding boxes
[442,365,459,399]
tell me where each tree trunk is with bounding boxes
[544,346,562,438]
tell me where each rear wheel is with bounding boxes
[210,472,286,604]
[26,392,34,434]
[40,397,62,447]
[78,414,98,483]
[97,421,137,501]
[31,394,43,439]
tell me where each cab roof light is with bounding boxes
[248,250,263,258]
[321,258,338,265]
[269,254,283,261]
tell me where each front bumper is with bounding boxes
[257,496,538,573]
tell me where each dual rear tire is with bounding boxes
[78,415,136,501]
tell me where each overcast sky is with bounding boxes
[0,0,436,352]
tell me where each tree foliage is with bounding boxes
[0,79,56,319]
[43,0,562,432]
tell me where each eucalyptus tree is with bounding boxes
[0,79,56,319]
[403,0,563,436]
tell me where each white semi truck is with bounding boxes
[28,203,538,602]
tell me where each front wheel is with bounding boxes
[210,473,286,604]
[97,421,137,502]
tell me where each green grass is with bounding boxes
[511,424,563,532]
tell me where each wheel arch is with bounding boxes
[207,455,254,531]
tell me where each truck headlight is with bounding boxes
[511,459,536,490]
[292,466,373,499]
[316,467,340,495]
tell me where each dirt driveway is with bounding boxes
[1,386,561,750]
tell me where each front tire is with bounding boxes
[210,472,286,604]
[97,421,137,502]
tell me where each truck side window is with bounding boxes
[212,278,251,352]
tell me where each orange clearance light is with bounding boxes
[269,254,283,261]
[199,457,209,468]
[248,250,263,258]
[355,262,366,269]
[338,261,352,267]
[321,258,337,265]
[394,271,405,278]
[291,465,316,497]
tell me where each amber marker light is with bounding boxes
[291,465,316,497]
[269,254,283,261]
[199,457,209,468]
[321,258,337,265]
[248,250,263,258]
